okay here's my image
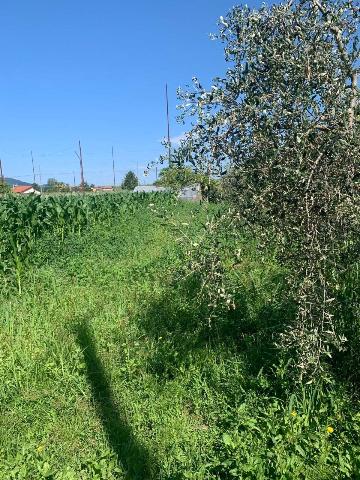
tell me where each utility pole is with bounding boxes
[31,151,36,185]
[75,140,85,190]
[79,140,85,188]
[0,158,4,184]
[165,83,172,166]
[38,165,43,193]
[112,146,116,188]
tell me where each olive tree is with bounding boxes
[174,0,359,377]
[155,166,199,192]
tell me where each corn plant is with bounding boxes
[0,191,174,292]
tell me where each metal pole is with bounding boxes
[165,83,171,166]
[112,146,116,188]
[31,151,36,184]
[0,158,4,184]
[79,140,85,189]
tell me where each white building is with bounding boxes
[133,185,168,193]
[12,185,41,195]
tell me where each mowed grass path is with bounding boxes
[0,204,208,479]
[1,203,359,479]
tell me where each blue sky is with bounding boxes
[0,0,260,185]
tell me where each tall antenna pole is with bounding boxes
[75,141,85,190]
[0,158,4,184]
[112,146,116,188]
[31,151,36,185]
[79,140,85,188]
[165,83,171,166]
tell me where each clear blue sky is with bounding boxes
[0,0,261,185]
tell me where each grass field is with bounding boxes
[0,201,359,479]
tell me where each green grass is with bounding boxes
[0,202,359,479]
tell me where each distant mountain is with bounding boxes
[4,177,32,186]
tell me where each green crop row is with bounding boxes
[0,191,174,292]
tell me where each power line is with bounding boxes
[5,160,159,186]
[6,168,146,178]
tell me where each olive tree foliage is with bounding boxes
[173,0,359,377]
[155,166,200,192]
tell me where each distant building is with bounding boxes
[178,184,202,201]
[133,185,168,193]
[12,185,41,195]
[92,186,114,192]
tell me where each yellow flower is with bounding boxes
[36,444,45,453]
[327,426,334,434]
[291,410,297,417]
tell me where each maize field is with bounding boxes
[0,192,174,293]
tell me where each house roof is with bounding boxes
[12,185,34,193]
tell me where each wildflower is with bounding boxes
[291,410,297,417]
[327,426,334,434]
[36,444,45,453]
